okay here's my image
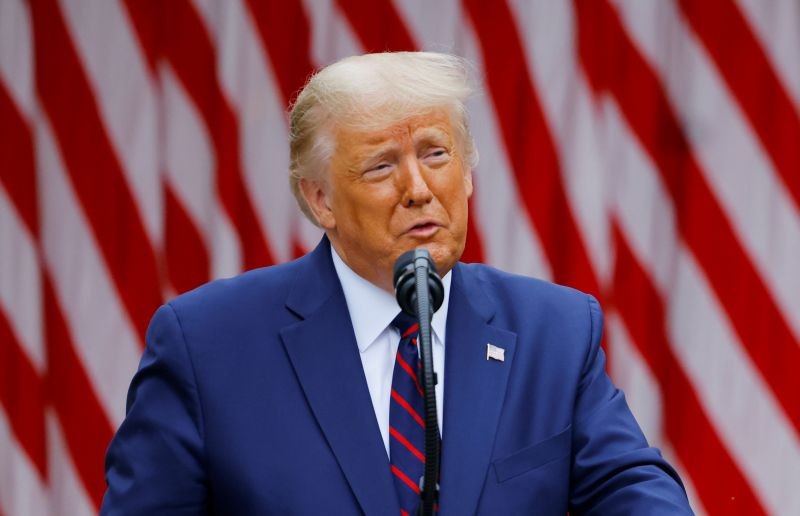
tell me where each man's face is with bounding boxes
[302,109,473,292]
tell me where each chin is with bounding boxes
[427,244,461,276]
[395,235,463,275]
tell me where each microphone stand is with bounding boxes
[394,250,443,516]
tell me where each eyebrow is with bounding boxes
[360,142,400,162]
[350,126,452,168]
[412,127,450,146]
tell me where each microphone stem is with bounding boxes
[414,257,439,516]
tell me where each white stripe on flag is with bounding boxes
[607,97,800,515]
[613,0,800,343]
[508,0,613,284]
[735,0,800,112]
[0,407,49,516]
[160,65,243,280]
[46,412,96,516]
[58,0,163,245]
[460,19,553,279]
[669,251,800,516]
[606,311,665,447]
[36,118,141,427]
[196,0,297,263]
[0,0,34,119]
[302,0,363,67]
[0,185,44,371]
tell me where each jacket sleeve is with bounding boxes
[101,303,208,515]
[569,295,694,515]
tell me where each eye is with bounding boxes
[422,147,450,164]
[362,162,393,179]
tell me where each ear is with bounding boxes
[299,178,336,229]
[463,169,474,199]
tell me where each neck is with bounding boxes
[328,238,395,294]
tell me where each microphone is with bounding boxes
[393,249,443,516]
[393,249,444,317]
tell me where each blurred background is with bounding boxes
[1,0,798,514]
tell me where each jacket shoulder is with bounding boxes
[164,256,309,326]
[169,260,301,312]
[458,262,597,316]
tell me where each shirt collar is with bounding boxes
[331,245,451,353]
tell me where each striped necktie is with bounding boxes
[389,312,425,515]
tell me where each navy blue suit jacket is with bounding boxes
[102,238,692,514]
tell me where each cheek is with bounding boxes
[438,174,470,208]
[342,195,394,234]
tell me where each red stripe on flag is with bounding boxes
[611,225,765,515]
[243,0,315,104]
[164,185,210,294]
[390,425,425,462]
[575,0,800,432]
[391,464,421,494]
[391,389,425,428]
[335,0,416,52]
[464,0,601,297]
[162,0,274,271]
[123,0,276,272]
[242,0,319,256]
[0,310,47,480]
[117,0,218,294]
[461,197,486,264]
[28,0,163,340]
[0,84,38,237]
[0,61,118,505]
[677,0,800,211]
[43,275,114,510]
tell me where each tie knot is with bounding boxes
[391,311,419,338]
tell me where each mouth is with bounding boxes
[405,220,441,238]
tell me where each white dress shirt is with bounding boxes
[331,246,450,456]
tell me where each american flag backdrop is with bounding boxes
[0,0,798,514]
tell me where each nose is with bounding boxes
[400,156,434,207]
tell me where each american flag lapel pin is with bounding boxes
[486,343,505,362]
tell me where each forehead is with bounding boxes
[334,109,455,154]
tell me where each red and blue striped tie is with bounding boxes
[390,312,426,515]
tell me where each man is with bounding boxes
[102,52,693,514]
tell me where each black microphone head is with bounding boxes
[393,248,444,316]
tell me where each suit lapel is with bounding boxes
[439,264,517,516]
[280,238,399,515]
